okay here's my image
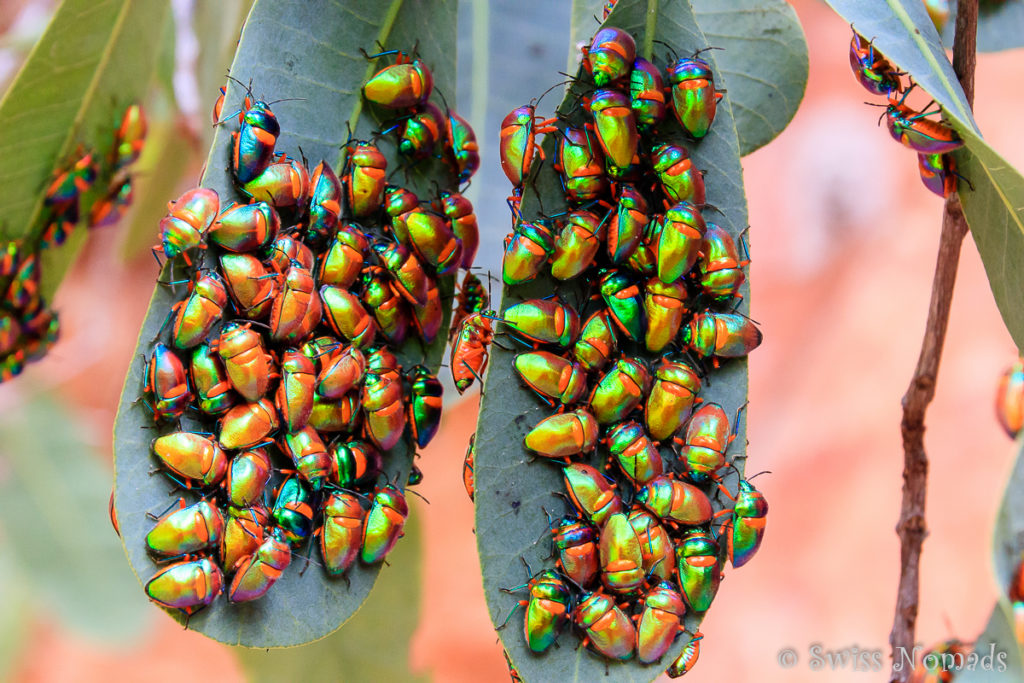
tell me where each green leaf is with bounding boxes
[0,549,30,678]
[0,0,170,261]
[690,0,808,156]
[235,514,427,683]
[475,1,751,680]
[941,1,1024,53]
[113,0,457,648]
[992,437,1024,596]
[826,0,1024,351]
[955,601,1024,682]
[0,394,153,644]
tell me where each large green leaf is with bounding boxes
[0,548,30,677]
[0,394,153,643]
[690,0,808,156]
[955,601,1024,682]
[0,0,170,291]
[941,1,1024,53]
[113,0,457,648]
[235,515,427,683]
[826,0,1024,351]
[476,1,751,680]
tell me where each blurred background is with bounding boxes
[0,0,1021,681]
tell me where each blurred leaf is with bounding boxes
[826,0,1024,351]
[476,1,750,681]
[156,8,177,100]
[0,394,153,644]
[0,548,30,677]
[113,0,457,648]
[955,601,1024,682]
[0,0,170,261]
[236,515,427,683]
[941,1,1024,53]
[992,437,1024,595]
[690,0,808,155]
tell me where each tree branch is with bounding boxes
[888,2,977,681]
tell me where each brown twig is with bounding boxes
[888,2,977,681]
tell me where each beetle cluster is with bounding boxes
[132,52,479,617]
[848,31,965,198]
[464,23,767,675]
[0,104,145,384]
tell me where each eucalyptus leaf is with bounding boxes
[826,0,1024,351]
[941,1,1024,53]
[955,601,1024,682]
[475,1,751,680]
[0,395,153,644]
[113,0,457,648]
[235,515,427,683]
[0,0,170,283]
[690,0,808,156]
[0,549,30,677]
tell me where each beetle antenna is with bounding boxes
[406,487,431,504]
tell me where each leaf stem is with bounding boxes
[888,1,977,681]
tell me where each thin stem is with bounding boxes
[888,1,977,681]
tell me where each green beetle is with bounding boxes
[563,463,623,526]
[598,512,645,594]
[319,491,366,576]
[636,581,687,663]
[502,299,580,347]
[605,420,663,484]
[644,278,689,353]
[513,351,588,407]
[675,530,722,612]
[575,589,636,660]
[525,409,600,460]
[145,499,224,558]
[145,557,223,615]
[589,357,650,424]
[657,201,706,285]
[645,358,702,442]
[636,474,713,526]
[361,483,409,564]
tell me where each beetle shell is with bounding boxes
[317,345,366,399]
[636,475,713,525]
[272,475,314,545]
[699,222,746,302]
[309,392,362,433]
[306,160,343,243]
[281,426,336,491]
[637,581,687,663]
[221,505,268,572]
[917,152,958,198]
[218,323,274,402]
[225,447,273,508]
[557,126,608,204]
[678,402,731,481]
[208,202,280,253]
[228,527,292,603]
[658,201,707,284]
[652,143,705,206]
[525,409,600,459]
[160,188,220,258]
[440,191,479,268]
[372,242,429,306]
[598,270,645,342]
[232,102,280,184]
[997,358,1024,438]
[499,105,543,188]
[586,26,636,86]
[849,33,902,96]
[319,224,369,290]
[146,557,223,615]
[589,358,650,424]
[563,463,623,526]
[363,60,433,109]
[514,351,588,406]
[152,432,228,486]
[276,349,316,432]
[345,143,388,217]
[607,184,648,264]
[523,570,572,652]
[667,57,722,139]
[599,512,645,593]
[575,590,636,660]
[628,507,675,582]
[321,492,366,575]
[361,484,409,563]
[172,272,228,349]
[885,99,963,154]
[446,111,480,183]
[606,420,663,484]
[411,277,443,345]
[451,312,493,393]
[241,156,311,208]
[589,89,639,169]
[729,480,768,568]
[644,278,689,354]
[270,265,320,341]
[682,311,762,359]
[551,210,605,281]
[218,398,279,450]
[667,630,703,677]
[675,530,721,612]
[146,343,193,421]
[629,57,667,131]
[399,100,446,160]
[268,234,315,275]
[463,435,476,501]
[551,516,599,587]
[146,500,224,557]
[219,253,278,319]
[331,437,383,488]
[572,309,618,373]
[503,220,555,286]
[403,206,462,275]
[320,285,379,350]
[362,370,406,451]
[502,299,580,347]
[645,358,702,442]
[408,365,443,448]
